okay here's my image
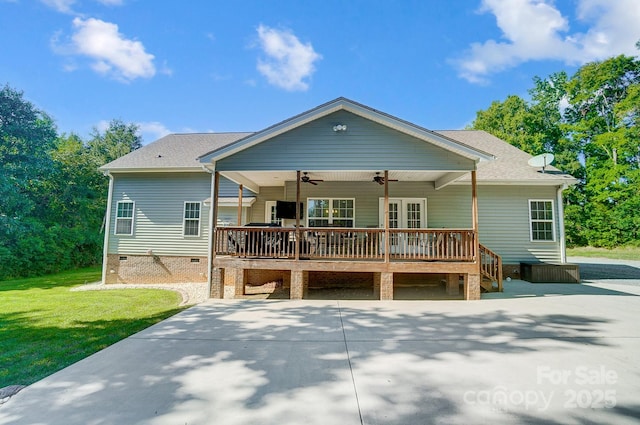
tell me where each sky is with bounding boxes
[1,0,639,144]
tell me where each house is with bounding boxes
[99,98,578,300]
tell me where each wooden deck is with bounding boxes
[210,226,502,301]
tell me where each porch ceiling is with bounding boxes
[220,170,467,190]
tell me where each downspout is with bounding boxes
[557,183,568,263]
[202,164,216,297]
[101,171,115,284]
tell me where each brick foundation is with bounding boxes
[105,254,207,284]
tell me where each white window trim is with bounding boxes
[183,201,202,237]
[306,198,356,227]
[114,200,135,236]
[528,199,556,242]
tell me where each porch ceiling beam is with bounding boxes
[435,172,468,190]
[220,171,260,193]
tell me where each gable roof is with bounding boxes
[98,98,576,186]
[198,97,495,164]
[100,132,252,172]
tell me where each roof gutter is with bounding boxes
[557,183,569,264]
[201,163,216,298]
[101,171,114,285]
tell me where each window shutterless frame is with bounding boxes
[528,199,555,242]
[183,201,202,237]
[114,200,135,235]
[306,198,355,227]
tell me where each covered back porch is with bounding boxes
[207,170,502,300]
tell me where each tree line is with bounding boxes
[0,84,141,279]
[471,53,640,248]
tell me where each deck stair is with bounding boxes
[479,244,503,293]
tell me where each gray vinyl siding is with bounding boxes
[278,181,473,228]
[250,187,285,223]
[218,176,253,197]
[108,173,212,256]
[477,186,561,264]
[216,110,475,172]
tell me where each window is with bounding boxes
[115,201,134,235]
[183,202,201,236]
[529,200,555,241]
[307,198,354,227]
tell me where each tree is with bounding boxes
[0,85,143,279]
[0,85,57,221]
[87,119,142,166]
[470,54,640,248]
[563,55,640,247]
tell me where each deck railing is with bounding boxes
[479,244,503,291]
[215,227,476,262]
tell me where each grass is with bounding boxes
[567,246,640,261]
[0,267,185,388]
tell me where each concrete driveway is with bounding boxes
[1,257,640,425]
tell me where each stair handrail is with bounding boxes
[479,244,503,292]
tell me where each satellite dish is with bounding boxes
[528,153,554,173]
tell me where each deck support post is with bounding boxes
[446,273,459,296]
[471,170,480,264]
[384,170,390,263]
[464,273,481,300]
[290,270,308,299]
[237,184,243,226]
[231,268,245,298]
[210,267,224,299]
[373,273,381,298]
[380,272,393,300]
[295,171,301,261]
[207,171,220,299]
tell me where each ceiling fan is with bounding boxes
[373,172,398,185]
[301,172,324,185]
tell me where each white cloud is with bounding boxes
[40,0,124,12]
[41,0,76,13]
[255,24,322,91]
[454,0,640,84]
[60,17,155,81]
[137,121,172,141]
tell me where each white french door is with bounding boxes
[264,201,282,225]
[379,198,427,253]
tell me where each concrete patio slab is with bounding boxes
[2,261,640,424]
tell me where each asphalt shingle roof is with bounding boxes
[100,132,253,171]
[436,130,576,183]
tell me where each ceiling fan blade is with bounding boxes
[309,181,318,185]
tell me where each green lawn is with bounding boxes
[567,246,640,261]
[0,267,185,388]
